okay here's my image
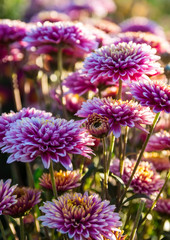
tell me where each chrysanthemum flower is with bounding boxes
[1,117,94,169]
[87,18,120,34]
[39,170,81,192]
[145,130,170,152]
[103,230,127,240]
[110,158,164,195]
[76,97,155,138]
[147,198,170,215]
[3,187,41,218]
[24,21,98,55]
[30,10,70,23]
[111,32,170,54]
[39,192,121,240]
[0,107,52,147]
[120,17,166,38]
[130,79,170,113]
[143,153,170,171]
[83,42,162,84]
[0,179,17,215]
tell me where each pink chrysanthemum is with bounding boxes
[0,108,52,147]
[143,153,170,172]
[130,79,170,113]
[3,187,41,218]
[83,42,162,84]
[145,130,170,152]
[111,32,170,54]
[120,17,166,38]
[110,159,164,195]
[39,170,81,192]
[1,117,94,169]
[39,192,121,240]
[147,198,170,215]
[24,21,98,55]
[76,97,155,138]
[30,10,70,23]
[0,179,17,215]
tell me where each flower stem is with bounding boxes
[129,200,145,240]
[20,216,25,240]
[49,161,58,199]
[102,137,108,199]
[117,79,122,100]
[140,170,170,226]
[26,163,34,188]
[118,112,160,210]
[107,133,115,173]
[0,219,7,240]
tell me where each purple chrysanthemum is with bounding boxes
[111,32,170,54]
[0,179,17,215]
[147,198,170,215]
[39,192,121,240]
[110,159,164,195]
[76,97,155,138]
[30,10,70,23]
[24,21,98,55]
[0,107,52,147]
[3,187,41,218]
[120,17,166,38]
[83,42,162,84]
[1,117,94,169]
[145,130,170,152]
[143,154,170,172]
[130,80,170,113]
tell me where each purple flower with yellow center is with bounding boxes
[76,97,155,138]
[83,42,162,84]
[39,192,121,240]
[147,198,170,215]
[111,32,170,54]
[110,158,164,195]
[1,117,94,169]
[143,153,170,172]
[0,107,52,147]
[39,170,81,192]
[3,187,41,218]
[130,79,170,113]
[85,113,110,138]
[0,179,17,215]
[120,17,166,38]
[24,21,98,55]
[145,130,170,152]
[30,10,70,23]
[103,230,127,240]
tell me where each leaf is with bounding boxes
[81,163,96,182]
[111,173,125,187]
[123,193,151,205]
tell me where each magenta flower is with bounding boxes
[0,179,17,215]
[39,192,121,239]
[110,159,164,195]
[147,198,170,215]
[1,117,94,169]
[76,97,155,138]
[130,80,170,113]
[0,108,52,147]
[88,18,120,34]
[83,42,162,84]
[24,21,98,55]
[143,155,170,172]
[30,10,70,23]
[120,17,166,38]
[145,130,170,152]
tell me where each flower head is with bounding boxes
[145,130,170,152]
[30,10,70,23]
[39,192,121,240]
[0,107,52,147]
[147,198,170,215]
[103,230,127,240]
[120,17,166,38]
[76,97,155,138]
[110,159,164,195]
[83,42,162,84]
[87,18,120,34]
[1,117,94,169]
[85,113,110,138]
[3,187,41,218]
[39,170,81,192]
[130,79,170,113]
[0,179,17,215]
[143,153,170,172]
[24,21,98,55]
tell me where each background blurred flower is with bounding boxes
[76,97,155,138]
[1,117,94,169]
[147,198,170,215]
[39,170,81,192]
[143,153,170,172]
[0,179,17,215]
[39,192,121,239]
[110,158,164,195]
[30,10,70,23]
[83,42,162,84]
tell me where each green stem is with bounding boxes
[107,133,115,171]
[26,163,34,188]
[140,170,170,226]
[118,112,160,210]
[117,79,122,100]
[49,161,58,198]
[129,200,145,240]
[0,219,7,240]
[51,229,55,240]
[102,137,108,199]
[20,217,25,240]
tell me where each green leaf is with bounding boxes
[123,193,151,205]
[82,163,96,182]
[111,173,125,187]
